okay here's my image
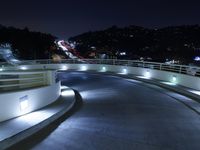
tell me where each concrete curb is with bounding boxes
[0,90,77,150]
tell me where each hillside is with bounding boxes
[0,25,57,60]
[69,25,200,63]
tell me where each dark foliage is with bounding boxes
[0,25,57,60]
[69,25,200,63]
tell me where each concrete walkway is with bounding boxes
[0,87,76,150]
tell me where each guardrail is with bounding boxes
[13,59,200,77]
[1,59,200,77]
[0,71,47,91]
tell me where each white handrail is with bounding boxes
[12,59,199,77]
[1,59,200,78]
[0,71,47,91]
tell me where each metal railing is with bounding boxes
[1,59,200,77]
[0,71,47,92]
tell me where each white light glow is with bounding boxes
[19,111,53,124]
[122,68,127,74]
[0,68,3,71]
[61,66,68,70]
[171,75,177,83]
[102,66,106,72]
[172,76,177,82]
[161,81,176,86]
[61,86,69,90]
[194,56,200,61]
[136,76,151,79]
[81,65,87,71]
[20,99,29,111]
[188,90,200,96]
[120,52,126,56]
[144,70,151,78]
[21,66,27,70]
[61,89,74,97]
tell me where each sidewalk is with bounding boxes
[0,87,76,150]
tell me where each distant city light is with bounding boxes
[194,56,200,61]
[61,86,69,90]
[120,52,126,56]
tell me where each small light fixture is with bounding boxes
[20,99,29,111]
[172,75,177,82]
[145,70,151,78]
[61,66,68,70]
[21,66,27,70]
[102,66,106,72]
[81,65,87,71]
[122,68,127,74]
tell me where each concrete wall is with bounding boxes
[0,81,60,122]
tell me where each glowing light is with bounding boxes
[81,65,87,71]
[122,68,127,74]
[0,68,3,71]
[172,76,177,82]
[61,86,69,90]
[194,56,200,61]
[144,70,151,78]
[119,52,126,56]
[19,111,53,124]
[21,66,27,70]
[101,66,106,72]
[161,81,176,86]
[20,99,29,111]
[61,66,68,70]
[189,90,200,96]
[61,89,74,97]
[136,76,150,79]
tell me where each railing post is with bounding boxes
[113,59,115,65]
[179,66,182,74]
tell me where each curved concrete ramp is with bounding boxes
[10,72,200,150]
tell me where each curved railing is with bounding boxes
[0,71,48,91]
[1,59,199,77]
[0,59,200,91]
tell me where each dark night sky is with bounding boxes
[0,0,200,39]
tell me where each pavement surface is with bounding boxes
[9,71,200,150]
